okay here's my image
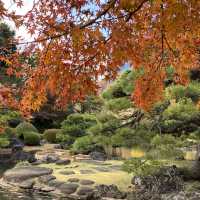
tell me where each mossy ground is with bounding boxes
[39,160,132,191]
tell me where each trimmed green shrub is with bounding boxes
[24,132,40,146]
[3,127,16,138]
[163,98,199,121]
[91,111,121,137]
[43,129,62,143]
[61,113,97,137]
[16,122,38,138]
[122,158,163,176]
[0,137,10,148]
[165,82,200,103]
[80,95,104,113]
[72,135,94,154]
[105,97,132,111]
[56,133,73,145]
[111,128,135,148]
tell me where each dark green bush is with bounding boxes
[24,132,40,146]
[16,122,38,138]
[111,128,136,148]
[163,98,199,121]
[61,113,97,137]
[56,133,73,145]
[43,129,62,143]
[80,95,104,113]
[72,135,94,154]
[89,111,121,137]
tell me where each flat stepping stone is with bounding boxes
[77,187,94,196]
[93,167,110,172]
[38,175,56,184]
[40,186,55,192]
[58,183,79,194]
[56,159,71,165]
[19,179,35,189]
[59,170,75,175]
[80,170,95,174]
[80,180,95,185]
[68,178,80,183]
[48,180,65,187]
[3,166,53,183]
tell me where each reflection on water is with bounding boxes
[0,165,54,200]
[0,189,54,200]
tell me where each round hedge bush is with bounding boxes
[24,132,40,146]
[16,122,38,138]
[43,129,62,143]
[72,135,94,154]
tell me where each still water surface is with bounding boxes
[0,165,54,200]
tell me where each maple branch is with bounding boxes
[164,35,177,58]
[79,0,117,29]
[125,0,149,22]
[12,0,147,46]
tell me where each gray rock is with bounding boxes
[56,159,71,165]
[19,179,35,189]
[80,180,95,185]
[3,166,53,183]
[77,187,94,196]
[48,180,65,187]
[54,144,62,149]
[10,137,24,152]
[45,154,59,163]
[68,178,80,183]
[40,186,55,192]
[38,175,56,184]
[58,183,79,194]
[59,170,75,175]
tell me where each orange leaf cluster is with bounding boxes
[0,0,199,111]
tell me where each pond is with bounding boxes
[0,165,54,200]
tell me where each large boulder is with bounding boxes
[130,165,184,200]
[3,166,53,183]
[10,137,24,152]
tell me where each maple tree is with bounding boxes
[0,0,200,112]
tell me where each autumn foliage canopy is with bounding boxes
[0,0,199,112]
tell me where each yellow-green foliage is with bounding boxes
[105,97,132,111]
[44,129,62,143]
[0,137,10,148]
[72,135,94,153]
[165,82,200,103]
[0,110,21,127]
[16,122,38,137]
[163,98,199,121]
[24,132,40,146]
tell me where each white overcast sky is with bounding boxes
[2,0,34,42]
